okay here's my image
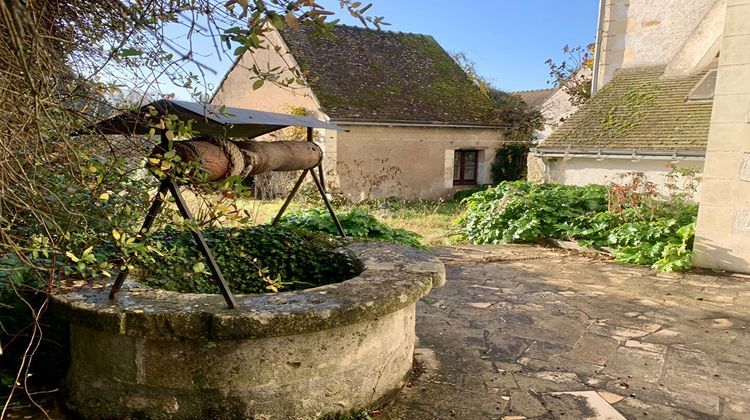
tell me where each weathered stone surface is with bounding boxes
[545,391,626,419]
[602,347,666,384]
[51,241,445,341]
[65,308,416,419]
[53,241,445,420]
[381,244,750,419]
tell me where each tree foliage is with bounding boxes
[0,0,385,414]
[486,89,544,143]
[546,43,595,106]
[451,52,543,143]
[491,144,530,183]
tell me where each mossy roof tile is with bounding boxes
[541,67,712,151]
[281,25,500,125]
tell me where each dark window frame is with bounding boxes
[453,150,478,186]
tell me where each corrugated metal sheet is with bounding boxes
[80,99,344,138]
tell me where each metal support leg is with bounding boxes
[109,180,170,300]
[272,169,309,225]
[307,127,327,194]
[166,180,237,309]
[318,164,326,194]
[306,126,327,193]
[309,170,346,238]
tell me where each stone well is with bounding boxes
[52,241,445,420]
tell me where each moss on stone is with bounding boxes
[51,241,444,341]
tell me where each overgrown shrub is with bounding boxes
[458,181,607,243]
[136,225,362,294]
[458,179,698,272]
[279,208,425,249]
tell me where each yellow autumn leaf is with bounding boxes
[99,192,110,201]
[65,251,79,262]
[284,12,299,29]
[112,229,121,240]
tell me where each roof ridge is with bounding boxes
[313,23,433,38]
[511,87,556,95]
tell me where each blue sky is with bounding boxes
[152,1,599,99]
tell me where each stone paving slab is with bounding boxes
[379,245,750,419]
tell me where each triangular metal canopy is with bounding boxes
[79,99,345,138]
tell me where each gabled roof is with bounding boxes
[513,88,556,110]
[280,25,500,125]
[541,67,713,151]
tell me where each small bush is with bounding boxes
[135,225,362,294]
[279,208,425,249]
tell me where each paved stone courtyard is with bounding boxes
[380,245,750,419]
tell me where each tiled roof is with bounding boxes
[541,67,712,151]
[513,88,556,110]
[281,25,500,125]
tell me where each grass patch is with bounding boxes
[240,198,465,247]
[356,200,465,246]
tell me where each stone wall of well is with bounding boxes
[694,0,750,273]
[53,242,446,419]
[65,307,416,419]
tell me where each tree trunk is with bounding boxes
[166,140,322,181]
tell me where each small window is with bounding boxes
[453,150,478,186]
[686,69,717,102]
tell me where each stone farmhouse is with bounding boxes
[212,25,506,201]
[529,0,750,273]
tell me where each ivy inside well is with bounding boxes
[135,225,363,294]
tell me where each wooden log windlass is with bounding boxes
[164,138,323,182]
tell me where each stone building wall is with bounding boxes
[596,0,719,90]
[544,157,704,199]
[537,67,592,142]
[211,29,324,120]
[694,0,750,273]
[331,124,504,201]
